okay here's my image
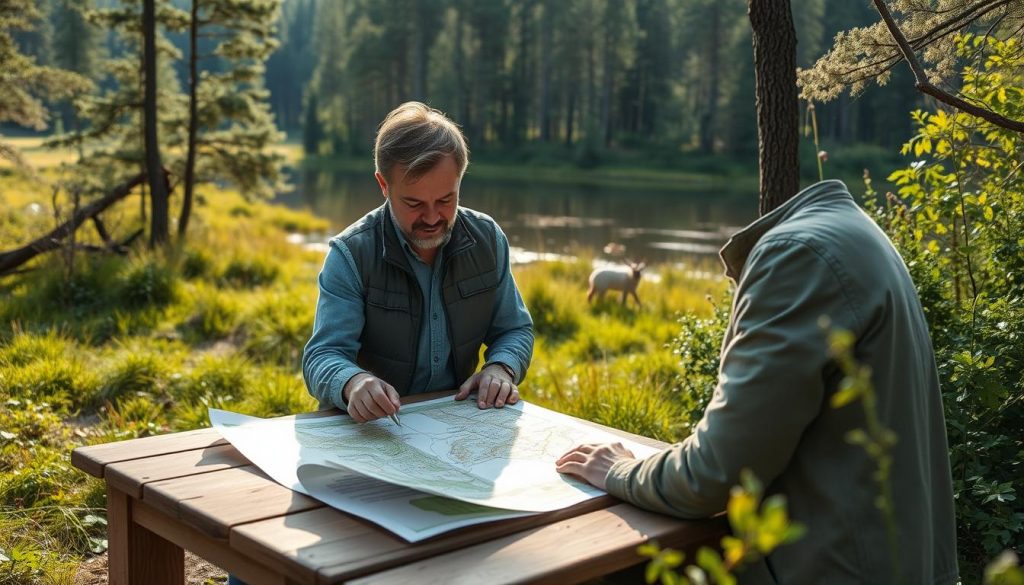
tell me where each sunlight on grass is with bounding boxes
[1,158,734,580]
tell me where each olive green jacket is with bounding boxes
[605,180,958,584]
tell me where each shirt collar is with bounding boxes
[719,180,854,281]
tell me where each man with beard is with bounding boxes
[302,102,534,424]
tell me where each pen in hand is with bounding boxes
[388,413,402,426]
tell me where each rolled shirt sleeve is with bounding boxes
[604,238,860,517]
[481,223,534,383]
[301,240,369,410]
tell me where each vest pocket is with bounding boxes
[456,270,499,298]
[366,286,411,311]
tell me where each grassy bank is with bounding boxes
[0,160,727,581]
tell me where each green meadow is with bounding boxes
[0,153,729,580]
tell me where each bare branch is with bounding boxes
[0,173,146,276]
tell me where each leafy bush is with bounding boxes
[220,256,280,288]
[118,257,178,308]
[96,351,168,406]
[864,33,1024,576]
[179,292,240,341]
[241,294,313,367]
[180,248,214,280]
[170,354,249,405]
[523,281,581,341]
[669,300,730,434]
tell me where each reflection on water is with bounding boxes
[274,168,758,265]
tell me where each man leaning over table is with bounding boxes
[229,102,534,585]
[302,101,534,422]
[556,180,958,584]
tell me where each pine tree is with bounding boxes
[178,0,285,238]
[50,0,189,223]
[0,0,90,170]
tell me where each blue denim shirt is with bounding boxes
[302,206,534,410]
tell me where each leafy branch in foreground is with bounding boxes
[639,469,805,585]
[822,321,902,583]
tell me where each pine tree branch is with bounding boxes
[873,0,1024,133]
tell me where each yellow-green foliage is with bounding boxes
[2,156,731,580]
[640,469,805,585]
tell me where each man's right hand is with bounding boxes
[343,373,402,423]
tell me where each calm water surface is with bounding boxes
[276,168,759,266]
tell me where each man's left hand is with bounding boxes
[555,442,636,491]
[455,364,519,409]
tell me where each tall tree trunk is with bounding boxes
[699,3,721,154]
[143,0,169,246]
[512,0,532,145]
[565,81,576,146]
[538,0,552,142]
[749,0,800,215]
[600,24,614,147]
[412,1,428,100]
[180,0,199,239]
[454,3,468,128]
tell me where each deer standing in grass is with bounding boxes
[587,261,646,307]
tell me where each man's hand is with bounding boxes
[555,442,636,491]
[454,363,519,409]
[343,373,401,423]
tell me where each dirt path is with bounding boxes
[75,551,227,584]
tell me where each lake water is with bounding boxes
[275,168,759,267]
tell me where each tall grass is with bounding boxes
[2,167,730,581]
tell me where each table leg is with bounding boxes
[107,485,184,585]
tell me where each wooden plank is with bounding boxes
[143,465,324,539]
[106,486,185,585]
[345,505,729,585]
[132,497,297,585]
[231,496,618,583]
[72,427,226,478]
[105,444,251,499]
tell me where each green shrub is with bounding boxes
[118,257,178,308]
[180,248,214,280]
[864,33,1024,575]
[96,352,168,406]
[220,255,280,288]
[237,370,317,418]
[669,302,730,433]
[241,295,313,367]
[524,281,580,341]
[0,331,72,369]
[1,358,98,413]
[171,354,249,405]
[180,293,240,341]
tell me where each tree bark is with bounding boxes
[0,174,145,276]
[749,0,801,215]
[538,0,553,142]
[699,3,721,154]
[179,0,200,239]
[143,0,169,246]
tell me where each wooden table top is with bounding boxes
[72,393,727,584]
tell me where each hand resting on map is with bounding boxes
[555,442,637,490]
[454,363,520,409]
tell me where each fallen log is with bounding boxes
[0,173,146,277]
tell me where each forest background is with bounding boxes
[1,0,1022,583]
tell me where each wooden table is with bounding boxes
[71,393,727,584]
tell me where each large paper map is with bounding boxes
[210,397,659,541]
